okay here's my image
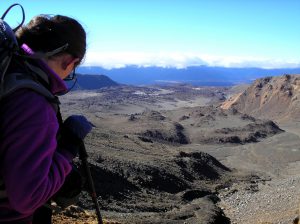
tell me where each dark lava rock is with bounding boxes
[182,189,212,201]
[141,124,189,144]
[134,166,190,193]
[138,136,153,143]
[88,164,139,200]
[175,151,231,181]
[201,119,284,145]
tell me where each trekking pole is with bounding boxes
[78,140,103,224]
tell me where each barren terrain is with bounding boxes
[222,75,300,122]
[54,80,300,223]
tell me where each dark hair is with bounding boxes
[16,15,86,64]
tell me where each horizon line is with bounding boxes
[79,64,300,70]
[82,51,300,70]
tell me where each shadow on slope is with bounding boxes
[77,145,231,223]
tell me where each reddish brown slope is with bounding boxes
[222,74,300,121]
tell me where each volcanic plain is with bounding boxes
[54,77,300,224]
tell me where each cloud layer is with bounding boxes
[84,51,300,69]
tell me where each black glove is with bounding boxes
[52,165,84,208]
[58,115,94,158]
[64,115,94,140]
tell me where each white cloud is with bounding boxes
[83,51,300,69]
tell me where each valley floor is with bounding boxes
[56,86,300,224]
[219,173,300,224]
[209,123,300,224]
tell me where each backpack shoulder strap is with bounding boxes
[0,70,61,200]
[0,65,60,113]
[1,72,55,100]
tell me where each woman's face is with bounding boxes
[46,54,79,80]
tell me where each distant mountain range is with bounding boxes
[77,65,300,86]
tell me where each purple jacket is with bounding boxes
[0,46,74,223]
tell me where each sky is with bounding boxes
[1,0,300,69]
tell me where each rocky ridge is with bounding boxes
[221,74,300,121]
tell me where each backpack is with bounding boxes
[0,4,60,200]
[0,4,23,84]
[0,4,58,103]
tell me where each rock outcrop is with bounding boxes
[222,74,300,121]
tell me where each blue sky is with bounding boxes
[1,0,300,68]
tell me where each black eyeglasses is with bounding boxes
[63,67,78,93]
[64,68,76,81]
[64,57,80,81]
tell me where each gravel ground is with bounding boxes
[217,124,300,224]
[218,174,300,224]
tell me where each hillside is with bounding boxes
[221,74,300,122]
[66,74,119,90]
[57,86,286,223]
[55,82,300,223]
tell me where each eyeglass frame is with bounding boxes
[64,68,76,81]
[64,56,81,81]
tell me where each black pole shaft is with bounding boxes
[79,142,103,224]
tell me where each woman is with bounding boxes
[0,15,92,223]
